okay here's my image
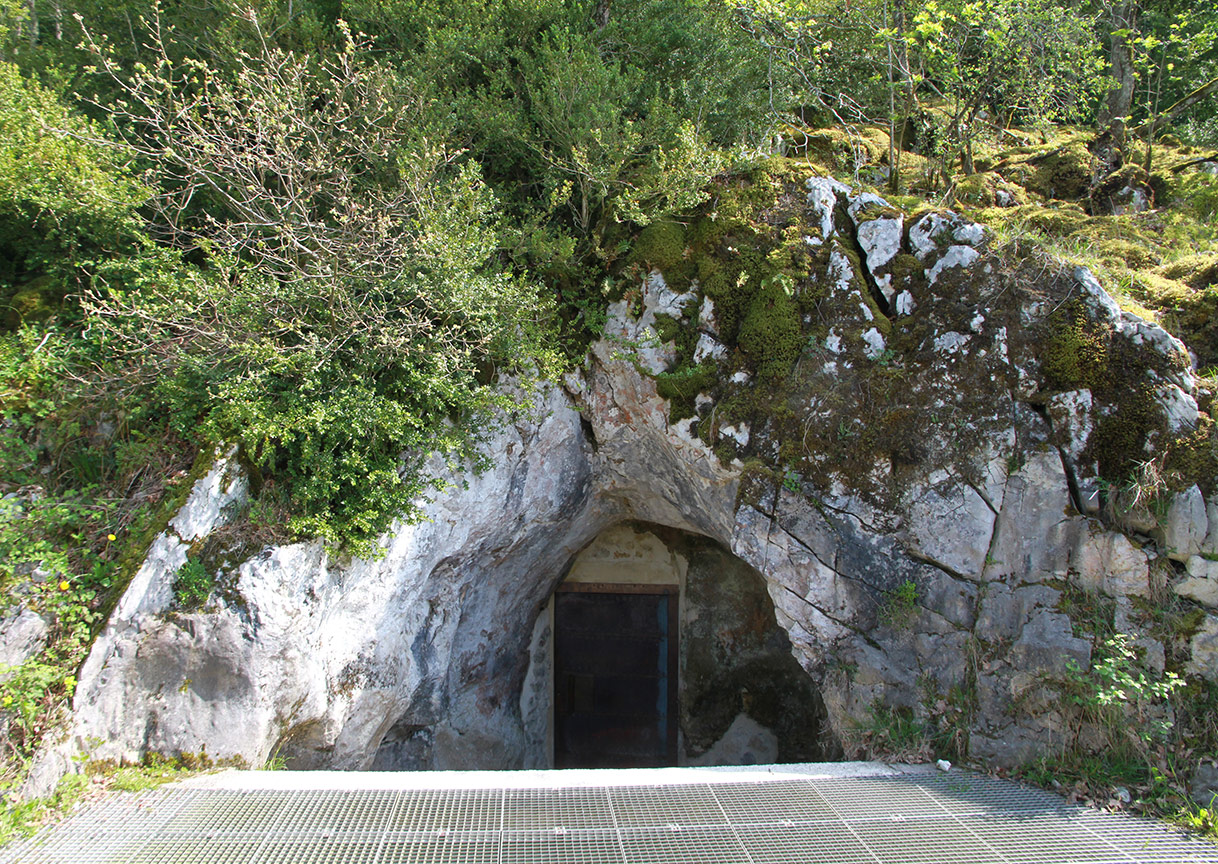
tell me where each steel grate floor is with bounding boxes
[3,766,1216,863]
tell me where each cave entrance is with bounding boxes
[553,584,678,768]
[536,522,835,770]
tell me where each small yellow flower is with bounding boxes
[58,580,70,592]
[107,533,117,542]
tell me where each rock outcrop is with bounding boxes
[30,169,1218,792]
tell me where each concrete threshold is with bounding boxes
[174,760,909,791]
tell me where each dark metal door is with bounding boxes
[554,586,678,768]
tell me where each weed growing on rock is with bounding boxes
[879,579,919,629]
[1098,457,1171,531]
[172,558,213,611]
[1179,799,1218,838]
[1019,632,1213,834]
[843,701,932,763]
[1063,634,1184,749]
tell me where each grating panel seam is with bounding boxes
[607,783,628,864]
[496,787,504,864]
[707,782,756,864]
[808,778,886,864]
[910,776,1017,864]
[1070,809,1163,864]
[938,811,1016,864]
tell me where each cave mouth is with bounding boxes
[539,522,838,769]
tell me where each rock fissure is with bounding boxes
[837,201,894,318]
[1052,439,1088,517]
[903,546,974,584]
[809,496,888,537]
[772,521,840,577]
[772,580,884,649]
[962,478,1001,517]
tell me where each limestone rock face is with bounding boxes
[1189,615,1218,682]
[68,386,596,776]
[1161,486,1207,561]
[1177,556,1218,608]
[0,607,49,671]
[39,173,1218,791]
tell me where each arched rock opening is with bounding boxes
[364,521,836,771]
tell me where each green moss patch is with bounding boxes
[951,172,1026,208]
[654,362,717,422]
[786,127,884,172]
[630,220,693,288]
[1158,254,1218,291]
[1041,300,1111,391]
[1,276,63,330]
[1000,138,1093,202]
[738,275,802,383]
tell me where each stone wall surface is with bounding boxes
[27,175,1218,794]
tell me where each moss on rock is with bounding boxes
[1159,254,1218,291]
[1041,301,1110,391]
[738,275,802,383]
[1008,141,1093,201]
[654,362,717,422]
[1095,239,1158,269]
[2,275,62,330]
[631,220,686,271]
[631,220,695,289]
[951,172,1026,208]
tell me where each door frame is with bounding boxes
[553,581,680,766]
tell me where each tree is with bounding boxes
[902,0,1100,183]
[77,10,561,551]
[1129,7,1218,171]
[468,1,769,240]
[493,26,726,238]
[735,0,1101,191]
[1090,0,1218,186]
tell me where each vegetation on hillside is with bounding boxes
[0,0,1216,829]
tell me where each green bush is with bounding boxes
[0,61,143,298]
[1063,633,1184,750]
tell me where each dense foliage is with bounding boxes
[3,0,1216,552]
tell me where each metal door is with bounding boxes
[553,585,678,768]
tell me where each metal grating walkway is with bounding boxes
[3,765,1216,863]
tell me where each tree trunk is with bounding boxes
[886,0,897,193]
[593,0,610,29]
[25,0,38,46]
[1169,152,1218,173]
[888,0,913,194]
[1092,1,1138,183]
[1143,44,1167,175]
